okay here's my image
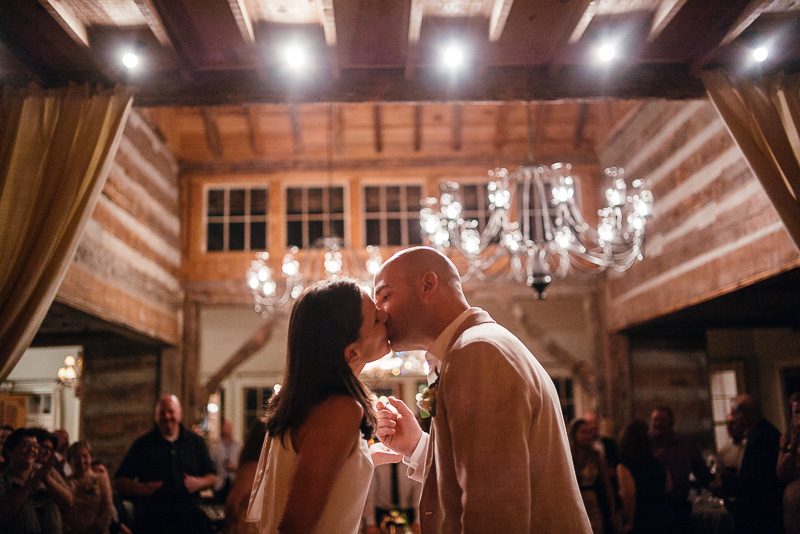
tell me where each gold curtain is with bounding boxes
[0,84,134,380]
[701,69,800,249]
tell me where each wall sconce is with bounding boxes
[57,354,82,388]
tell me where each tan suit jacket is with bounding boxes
[417,310,591,534]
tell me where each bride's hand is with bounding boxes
[369,441,403,466]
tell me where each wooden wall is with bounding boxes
[600,100,800,331]
[56,110,182,346]
[597,99,800,435]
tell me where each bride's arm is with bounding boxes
[278,395,363,534]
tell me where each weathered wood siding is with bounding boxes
[56,110,182,345]
[600,100,800,332]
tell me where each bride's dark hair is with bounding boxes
[264,279,376,443]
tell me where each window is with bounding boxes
[516,181,561,242]
[285,186,345,248]
[458,183,494,234]
[206,186,269,252]
[552,377,575,423]
[364,184,423,247]
[243,387,273,433]
[710,369,740,451]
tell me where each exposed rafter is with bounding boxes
[226,0,255,43]
[648,0,689,42]
[719,0,777,46]
[288,104,305,155]
[405,0,424,80]
[133,0,175,48]
[452,103,463,151]
[568,0,599,44]
[200,108,223,159]
[489,0,514,42]
[38,0,88,46]
[495,103,508,152]
[373,103,384,153]
[319,0,337,46]
[574,102,588,148]
[245,106,264,155]
[413,103,423,152]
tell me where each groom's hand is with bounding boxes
[375,396,423,458]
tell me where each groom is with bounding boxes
[374,247,590,533]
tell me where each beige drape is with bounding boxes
[0,84,134,380]
[702,69,800,249]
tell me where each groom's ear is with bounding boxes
[344,342,359,364]
[419,271,438,302]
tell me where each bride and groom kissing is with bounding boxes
[246,246,592,534]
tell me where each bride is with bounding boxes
[247,279,400,534]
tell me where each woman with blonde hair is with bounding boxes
[64,441,114,534]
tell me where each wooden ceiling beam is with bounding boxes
[38,0,89,47]
[226,0,255,43]
[574,102,588,149]
[373,103,384,153]
[452,103,463,151]
[495,103,508,153]
[568,0,599,44]
[413,103,423,152]
[200,108,223,159]
[405,0,424,80]
[133,0,176,48]
[719,0,776,46]
[332,103,345,155]
[319,0,337,46]
[648,0,689,42]
[489,0,514,42]
[289,104,305,155]
[245,106,264,156]
[180,153,600,175]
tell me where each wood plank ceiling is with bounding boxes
[1,0,799,105]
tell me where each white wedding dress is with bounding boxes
[246,433,374,534]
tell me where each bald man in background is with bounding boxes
[374,246,590,534]
[115,395,217,534]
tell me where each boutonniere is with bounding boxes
[417,376,439,419]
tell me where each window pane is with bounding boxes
[365,186,381,213]
[308,220,324,243]
[207,189,225,216]
[286,188,304,215]
[245,389,257,411]
[287,221,303,247]
[462,185,479,211]
[251,188,268,216]
[407,219,422,245]
[250,222,266,250]
[366,219,381,246]
[229,222,245,250]
[207,223,224,251]
[329,219,345,240]
[307,188,323,214]
[386,186,401,212]
[329,187,345,213]
[406,186,422,211]
[386,218,402,245]
[230,189,246,216]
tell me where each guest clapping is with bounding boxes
[64,441,114,534]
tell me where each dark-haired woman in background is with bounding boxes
[570,418,615,534]
[617,419,672,534]
[246,279,400,534]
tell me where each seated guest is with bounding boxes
[710,412,746,502]
[617,419,671,534]
[114,395,216,534]
[224,421,267,534]
[53,429,71,477]
[64,441,114,534]
[0,427,73,532]
[778,391,800,534]
[570,418,615,534]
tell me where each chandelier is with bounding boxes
[247,238,384,316]
[419,163,653,298]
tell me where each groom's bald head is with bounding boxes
[374,247,469,351]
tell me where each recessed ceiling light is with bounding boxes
[441,43,466,71]
[282,43,308,71]
[122,52,139,70]
[752,46,769,63]
[596,43,616,63]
